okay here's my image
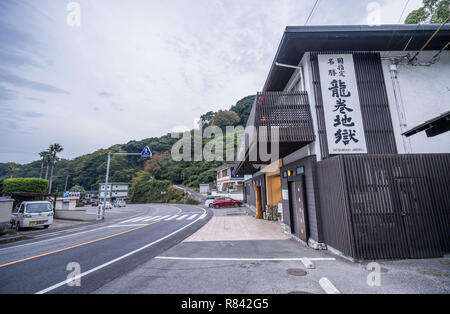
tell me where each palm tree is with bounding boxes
[43,151,51,180]
[47,143,63,194]
[8,163,16,178]
[39,151,48,179]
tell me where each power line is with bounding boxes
[398,0,411,23]
[304,0,320,26]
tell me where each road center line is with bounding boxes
[35,207,206,294]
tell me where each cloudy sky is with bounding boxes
[0,0,423,164]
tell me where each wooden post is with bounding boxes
[254,186,262,219]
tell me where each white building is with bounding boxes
[99,182,130,201]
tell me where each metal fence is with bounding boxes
[317,154,450,259]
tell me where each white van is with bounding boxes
[10,201,54,231]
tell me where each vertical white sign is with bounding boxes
[318,54,367,154]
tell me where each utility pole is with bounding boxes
[100,147,152,220]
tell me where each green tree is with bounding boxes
[48,143,64,193]
[199,111,216,129]
[7,163,17,178]
[405,0,449,24]
[42,151,52,180]
[38,151,48,179]
[230,95,256,126]
[211,110,240,129]
[70,184,86,197]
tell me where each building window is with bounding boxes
[296,167,304,175]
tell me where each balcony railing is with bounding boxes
[234,91,315,175]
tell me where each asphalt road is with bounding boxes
[0,204,211,294]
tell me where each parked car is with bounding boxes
[204,196,219,208]
[212,197,242,208]
[10,201,54,231]
[98,202,113,210]
[91,202,99,206]
[113,199,126,207]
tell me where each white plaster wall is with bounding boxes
[381,51,450,154]
[0,199,13,223]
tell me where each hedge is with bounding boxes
[3,178,49,194]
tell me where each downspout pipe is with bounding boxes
[389,63,412,153]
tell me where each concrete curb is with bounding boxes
[0,234,32,245]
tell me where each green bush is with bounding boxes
[3,178,49,194]
[76,202,85,207]
[184,197,200,205]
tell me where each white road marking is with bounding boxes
[127,216,153,223]
[199,213,207,219]
[319,277,341,294]
[153,215,171,221]
[154,257,336,261]
[141,215,161,222]
[35,207,206,294]
[164,215,178,221]
[176,214,189,220]
[186,214,198,220]
[300,257,315,269]
[108,224,149,227]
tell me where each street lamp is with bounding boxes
[99,146,152,220]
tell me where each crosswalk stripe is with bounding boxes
[156,215,171,221]
[186,214,198,220]
[141,215,161,222]
[128,216,153,222]
[164,215,178,221]
[119,216,148,224]
[176,214,189,220]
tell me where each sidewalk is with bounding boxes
[184,215,289,242]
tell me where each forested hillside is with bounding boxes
[0,95,255,196]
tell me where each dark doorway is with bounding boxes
[288,176,308,242]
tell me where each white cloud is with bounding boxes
[0,0,424,163]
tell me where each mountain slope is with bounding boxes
[1,95,255,194]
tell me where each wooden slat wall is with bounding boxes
[317,154,450,259]
[255,91,315,142]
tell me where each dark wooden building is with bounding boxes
[235,24,450,260]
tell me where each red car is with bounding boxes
[212,197,242,208]
[91,202,99,206]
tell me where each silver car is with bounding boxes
[11,201,54,231]
[204,196,218,208]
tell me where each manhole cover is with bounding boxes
[288,291,313,294]
[286,268,308,276]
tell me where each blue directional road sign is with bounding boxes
[141,146,152,157]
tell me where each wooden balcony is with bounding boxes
[234,91,315,175]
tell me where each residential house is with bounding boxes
[99,182,130,202]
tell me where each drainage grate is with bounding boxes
[286,268,308,276]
